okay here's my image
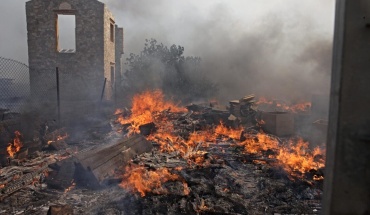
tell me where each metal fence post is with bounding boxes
[100,78,107,102]
[56,67,61,125]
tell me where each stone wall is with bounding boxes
[26,0,123,123]
[26,0,123,102]
[115,26,124,96]
[103,6,115,100]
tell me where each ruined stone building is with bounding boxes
[26,0,124,102]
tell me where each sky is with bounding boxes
[0,0,336,100]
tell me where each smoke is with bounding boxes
[0,0,335,102]
[101,0,335,102]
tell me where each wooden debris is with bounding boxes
[43,128,68,145]
[75,134,153,184]
[49,141,68,151]
[47,204,73,215]
[0,164,48,201]
[139,122,156,136]
[16,148,28,160]
[47,158,76,190]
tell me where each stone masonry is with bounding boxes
[26,0,124,102]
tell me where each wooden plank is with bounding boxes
[84,136,147,171]
[77,135,144,170]
[75,134,153,183]
[76,135,139,162]
[91,140,151,182]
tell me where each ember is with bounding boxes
[64,180,76,193]
[7,131,23,158]
[47,133,69,145]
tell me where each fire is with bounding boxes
[256,97,273,105]
[120,164,188,197]
[47,133,69,145]
[7,131,23,158]
[256,97,311,113]
[57,134,69,141]
[116,90,186,135]
[117,91,325,198]
[64,180,76,193]
[239,132,280,154]
[215,122,243,140]
[313,175,324,181]
[276,138,325,179]
[114,108,123,115]
[148,129,214,157]
[238,133,325,180]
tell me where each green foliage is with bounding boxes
[123,39,218,103]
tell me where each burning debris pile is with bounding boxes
[0,90,325,214]
[110,90,325,214]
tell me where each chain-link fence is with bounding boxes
[0,56,118,125]
[0,57,30,114]
[0,58,59,115]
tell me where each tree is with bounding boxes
[123,39,218,104]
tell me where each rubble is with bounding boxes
[0,91,326,214]
[47,205,73,215]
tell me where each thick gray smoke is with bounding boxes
[0,0,335,102]
[102,0,335,102]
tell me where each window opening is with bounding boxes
[110,23,114,42]
[56,14,76,52]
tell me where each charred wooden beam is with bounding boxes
[47,158,76,190]
[75,134,153,185]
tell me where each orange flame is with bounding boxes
[116,90,186,135]
[120,165,189,197]
[239,132,280,154]
[256,97,311,113]
[64,180,76,193]
[255,97,273,105]
[276,138,325,179]
[239,133,325,180]
[7,131,23,158]
[47,133,69,145]
[115,108,123,115]
[214,122,243,140]
[313,175,324,181]
[289,102,312,113]
[148,128,214,157]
